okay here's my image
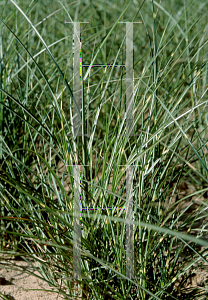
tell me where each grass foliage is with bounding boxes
[0,0,208,299]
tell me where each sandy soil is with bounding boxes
[0,255,67,300]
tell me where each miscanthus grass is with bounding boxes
[0,0,208,299]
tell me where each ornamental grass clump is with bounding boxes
[0,0,208,299]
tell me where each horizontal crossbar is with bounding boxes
[82,64,126,67]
